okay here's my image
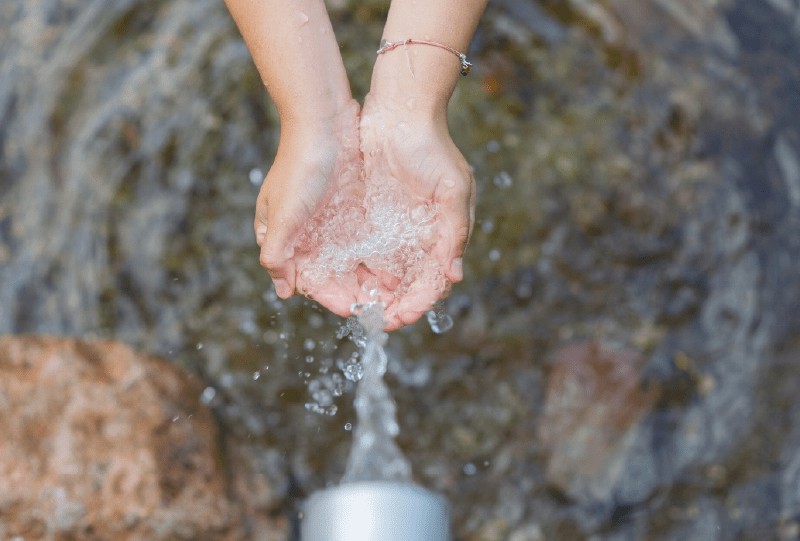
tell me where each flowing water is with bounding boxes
[3,0,800,539]
[341,303,412,484]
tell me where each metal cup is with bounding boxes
[301,481,450,541]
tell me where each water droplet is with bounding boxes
[486,139,501,153]
[304,338,316,351]
[196,342,204,350]
[305,355,315,364]
[426,310,453,334]
[481,220,494,234]
[463,463,478,476]
[344,422,353,431]
[200,386,217,404]
[493,171,513,188]
[249,168,263,186]
[279,332,287,340]
[344,361,364,382]
[516,282,533,299]
[172,415,180,422]
[252,371,261,381]
[295,10,309,24]
[488,248,501,262]
[304,402,338,416]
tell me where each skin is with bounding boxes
[224,0,487,330]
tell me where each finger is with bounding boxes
[309,281,361,319]
[383,277,442,331]
[260,243,296,299]
[434,170,475,283]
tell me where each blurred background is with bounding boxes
[2,0,800,539]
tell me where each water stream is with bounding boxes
[341,303,412,484]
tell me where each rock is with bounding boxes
[0,336,285,540]
[538,341,660,505]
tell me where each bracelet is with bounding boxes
[377,38,473,76]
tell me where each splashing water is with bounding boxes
[341,303,412,483]
[293,172,448,307]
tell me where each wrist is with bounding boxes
[367,43,461,123]
[279,98,359,148]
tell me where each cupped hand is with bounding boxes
[255,99,373,317]
[358,94,476,330]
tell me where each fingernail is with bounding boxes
[255,225,267,245]
[273,278,292,299]
[449,258,463,281]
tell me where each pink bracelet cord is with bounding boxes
[377,38,473,76]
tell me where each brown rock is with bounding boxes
[538,341,660,503]
[0,336,285,540]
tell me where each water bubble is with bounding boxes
[304,338,316,351]
[481,220,495,234]
[486,139,501,153]
[249,168,264,186]
[331,373,345,396]
[493,171,513,188]
[279,332,287,340]
[304,402,338,416]
[308,313,324,328]
[252,371,261,381]
[344,422,353,431]
[463,462,478,476]
[343,361,364,382]
[220,373,235,388]
[200,386,217,404]
[336,324,351,340]
[305,355,315,364]
[195,342,204,350]
[308,380,334,406]
[488,248,501,262]
[426,310,454,334]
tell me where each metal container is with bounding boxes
[301,481,450,541]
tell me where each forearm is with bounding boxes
[370,0,488,119]
[224,0,352,132]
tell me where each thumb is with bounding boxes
[254,188,306,299]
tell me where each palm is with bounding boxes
[358,97,475,330]
[255,100,363,313]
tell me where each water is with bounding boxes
[3,1,800,539]
[341,303,412,483]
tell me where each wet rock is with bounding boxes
[0,336,286,540]
[538,341,660,506]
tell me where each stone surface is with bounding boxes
[0,336,286,541]
[538,341,660,504]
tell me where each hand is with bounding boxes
[255,99,367,317]
[358,94,476,330]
